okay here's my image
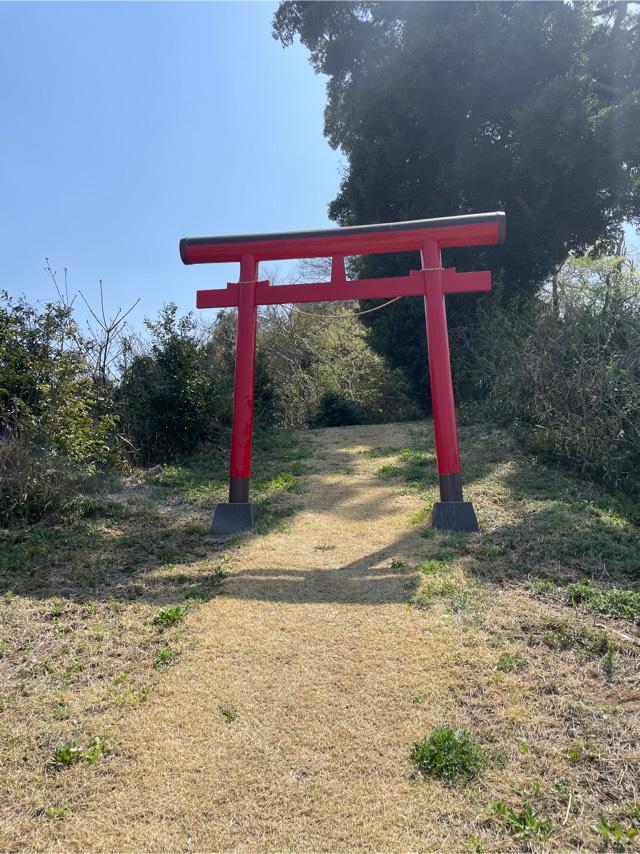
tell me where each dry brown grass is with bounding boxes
[1,421,639,852]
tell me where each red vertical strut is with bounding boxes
[422,241,463,502]
[228,253,258,503]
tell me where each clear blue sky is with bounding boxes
[1,1,637,333]
[0,1,342,328]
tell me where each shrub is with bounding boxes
[117,306,280,465]
[0,440,78,526]
[456,254,640,499]
[0,293,117,467]
[311,391,364,427]
[411,725,484,783]
[117,306,224,464]
[0,292,118,525]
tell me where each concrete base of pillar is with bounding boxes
[208,502,259,537]
[430,501,479,533]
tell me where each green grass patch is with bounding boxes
[153,646,176,669]
[411,577,457,608]
[255,471,300,493]
[496,651,528,673]
[361,447,399,458]
[411,726,484,784]
[376,464,401,479]
[565,581,640,623]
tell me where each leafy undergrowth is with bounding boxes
[0,428,314,834]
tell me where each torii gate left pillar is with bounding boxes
[180,211,505,536]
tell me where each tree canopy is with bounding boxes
[273,1,640,402]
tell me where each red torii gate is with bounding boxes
[180,211,505,535]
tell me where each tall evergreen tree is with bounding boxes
[273,1,640,403]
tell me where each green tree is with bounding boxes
[0,292,115,464]
[273,1,640,401]
[117,305,222,464]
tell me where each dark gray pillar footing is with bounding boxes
[430,501,479,533]
[208,502,259,536]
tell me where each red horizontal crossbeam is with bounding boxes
[196,269,491,309]
[181,212,505,265]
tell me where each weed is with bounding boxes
[568,744,582,765]
[116,685,150,706]
[50,732,110,768]
[538,618,617,677]
[530,781,543,798]
[448,592,477,613]
[43,806,66,819]
[47,600,63,619]
[595,817,638,850]
[439,532,469,549]
[363,447,398,458]
[50,735,83,768]
[314,544,336,552]
[411,725,484,784]
[528,578,555,596]
[602,645,615,679]
[493,800,553,842]
[83,735,111,762]
[410,507,430,526]
[0,639,5,658]
[467,835,483,853]
[390,558,408,569]
[412,691,426,704]
[153,605,187,628]
[496,651,527,673]
[46,704,67,721]
[219,703,238,722]
[153,646,176,669]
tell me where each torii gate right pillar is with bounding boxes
[421,240,478,532]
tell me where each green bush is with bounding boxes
[311,391,364,427]
[0,293,117,466]
[0,293,118,525]
[410,725,484,783]
[117,306,281,465]
[456,254,640,500]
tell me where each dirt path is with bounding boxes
[25,421,639,853]
[50,422,471,851]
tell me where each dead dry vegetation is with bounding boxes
[1,421,639,852]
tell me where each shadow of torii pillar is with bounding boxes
[179,211,506,535]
